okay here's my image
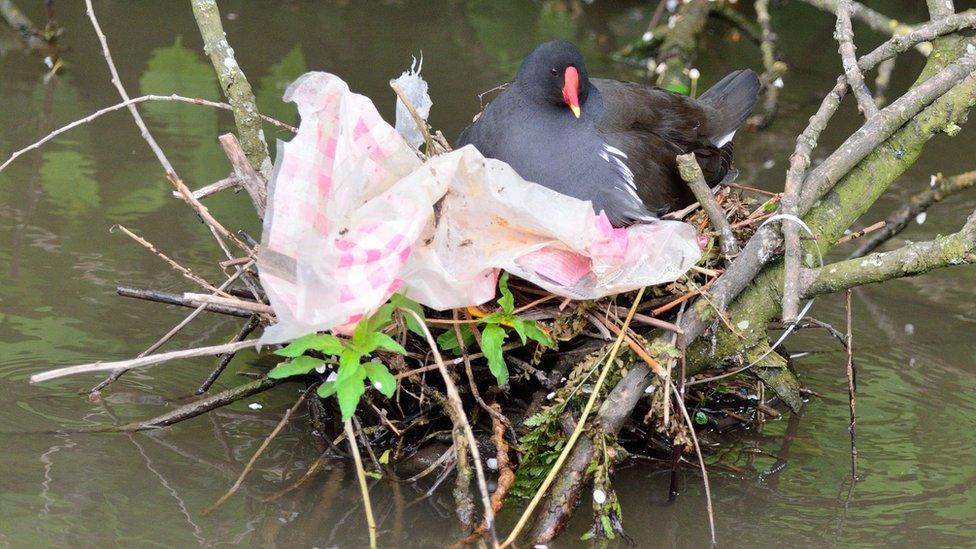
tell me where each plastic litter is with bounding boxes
[257,71,701,344]
[392,56,432,149]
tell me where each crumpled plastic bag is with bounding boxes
[392,56,432,149]
[258,72,701,344]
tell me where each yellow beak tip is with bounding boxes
[570,105,581,118]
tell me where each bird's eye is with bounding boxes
[550,67,559,76]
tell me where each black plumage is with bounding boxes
[457,40,761,227]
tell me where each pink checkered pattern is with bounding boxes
[260,73,424,335]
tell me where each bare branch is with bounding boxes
[850,170,976,257]
[190,0,273,178]
[836,0,879,117]
[676,153,739,259]
[802,208,976,296]
[30,340,262,383]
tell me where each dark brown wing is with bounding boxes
[592,72,759,211]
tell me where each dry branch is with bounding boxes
[30,340,261,383]
[219,133,267,217]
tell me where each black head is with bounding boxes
[514,40,590,118]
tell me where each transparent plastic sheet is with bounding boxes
[258,72,701,344]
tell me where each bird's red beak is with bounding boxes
[562,66,581,118]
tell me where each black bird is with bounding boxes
[457,40,760,227]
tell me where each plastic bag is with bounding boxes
[258,72,700,344]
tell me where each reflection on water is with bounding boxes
[1,0,975,546]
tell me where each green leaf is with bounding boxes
[275,333,344,357]
[364,361,397,398]
[480,324,509,385]
[390,293,426,336]
[497,272,515,313]
[352,317,371,348]
[335,368,367,420]
[317,381,337,398]
[367,302,397,333]
[513,318,553,347]
[379,449,391,464]
[335,349,363,386]
[437,325,475,354]
[268,355,326,379]
[365,471,383,480]
[363,332,407,356]
[694,410,708,425]
[480,312,511,325]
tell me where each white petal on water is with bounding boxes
[916,212,927,225]
[642,31,653,42]
[904,323,915,335]
[248,402,263,410]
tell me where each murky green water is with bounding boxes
[1,1,975,546]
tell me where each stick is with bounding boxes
[30,339,261,383]
[0,94,293,174]
[91,262,255,394]
[836,0,879,118]
[800,0,927,55]
[117,377,282,431]
[218,133,267,217]
[345,418,378,549]
[401,309,497,546]
[390,80,434,153]
[844,290,858,481]
[191,0,273,179]
[834,220,885,245]
[116,225,227,295]
[116,286,254,318]
[671,383,716,546]
[501,288,645,547]
[197,315,262,394]
[205,387,312,514]
[182,293,273,315]
[850,170,976,257]
[676,153,739,259]
[747,0,786,129]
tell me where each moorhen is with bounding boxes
[457,40,760,227]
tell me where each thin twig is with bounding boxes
[390,80,435,153]
[671,383,716,546]
[31,340,261,383]
[345,418,378,549]
[850,170,976,257]
[401,308,498,547]
[500,288,645,548]
[845,290,858,482]
[115,225,227,295]
[205,387,312,513]
[197,315,262,394]
[91,261,255,394]
[834,220,885,245]
[836,0,879,118]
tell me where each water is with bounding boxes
[1,1,975,546]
